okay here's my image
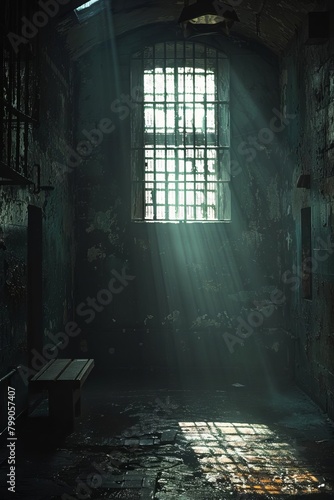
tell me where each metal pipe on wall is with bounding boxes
[0,366,21,385]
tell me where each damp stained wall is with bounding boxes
[72,26,291,383]
[0,27,76,430]
[280,24,334,418]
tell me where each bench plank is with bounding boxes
[58,359,93,382]
[76,359,94,386]
[34,359,72,382]
[30,359,55,381]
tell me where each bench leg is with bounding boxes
[74,389,81,417]
[48,388,75,430]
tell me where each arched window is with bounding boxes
[131,41,231,222]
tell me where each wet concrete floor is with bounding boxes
[1,374,334,499]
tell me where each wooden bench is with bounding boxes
[30,358,94,430]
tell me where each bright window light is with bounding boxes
[143,67,219,222]
[76,0,100,11]
[131,42,231,223]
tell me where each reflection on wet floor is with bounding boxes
[179,421,328,496]
[0,378,334,499]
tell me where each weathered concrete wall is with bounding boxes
[280,24,334,417]
[73,26,291,383]
[0,27,76,426]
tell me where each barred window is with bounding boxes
[131,41,231,222]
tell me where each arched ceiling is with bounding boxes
[57,0,327,60]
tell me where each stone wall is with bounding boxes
[72,26,291,383]
[280,20,334,417]
[0,25,76,430]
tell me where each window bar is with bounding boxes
[192,43,196,220]
[7,39,13,170]
[153,44,157,220]
[174,41,179,220]
[34,5,41,126]
[183,41,187,221]
[142,49,146,219]
[164,42,168,220]
[0,28,4,166]
[216,50,220,219]
[204,46,208,220]
[15,43,21,173]
[23,36,31,178]
[141,48,145,220]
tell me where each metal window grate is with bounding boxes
[131,41,231,222]
[0,0,39,186]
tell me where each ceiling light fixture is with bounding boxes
[178,0,239,25]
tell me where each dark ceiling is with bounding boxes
[57,0,327,59]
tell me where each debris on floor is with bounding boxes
[0,380,334,499]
